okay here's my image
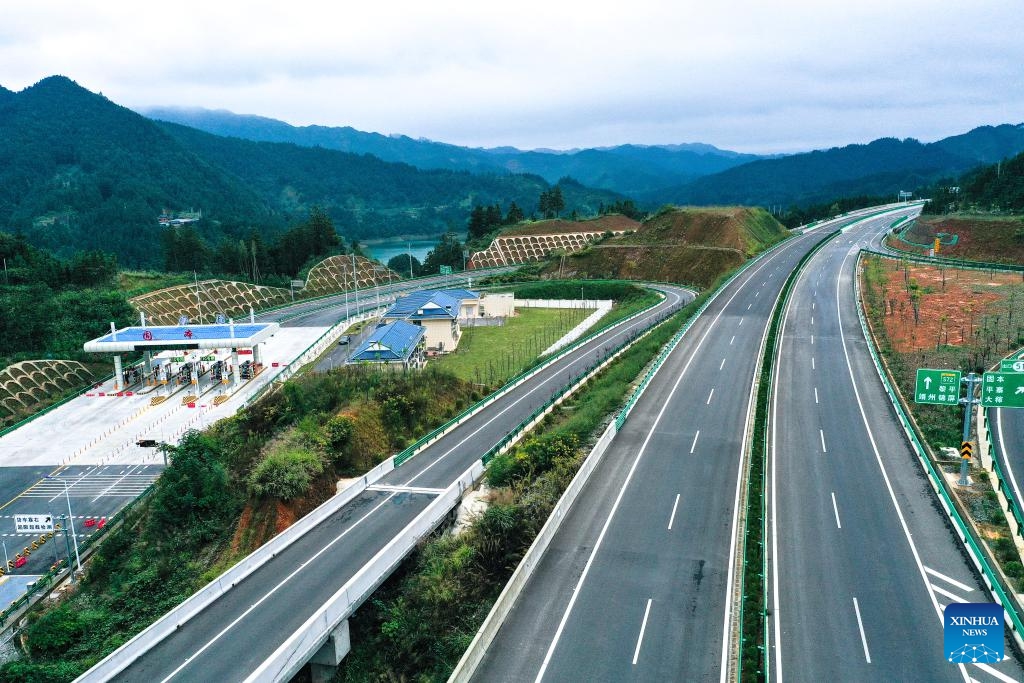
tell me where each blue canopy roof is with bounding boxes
[383,289,479,321]
[348,320,425,363]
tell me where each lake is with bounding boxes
[364,238,438,270]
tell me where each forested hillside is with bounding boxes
[142,106,762,195]
[0,77,620,268]
[647,125,1024,208]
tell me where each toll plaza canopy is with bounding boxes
[83,323,279,353]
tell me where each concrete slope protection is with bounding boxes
[768,211,1024,681]
[469,209,898,682]
[93,283,692,682]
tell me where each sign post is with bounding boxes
[958,373,981,485]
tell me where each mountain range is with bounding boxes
[141,106,762,196]
[2,75,1023,270]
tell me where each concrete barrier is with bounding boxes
[75,457,396,682]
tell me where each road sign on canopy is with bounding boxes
[1001,359,1024,373]
[914,368,962,405]
[982,372,1024,408]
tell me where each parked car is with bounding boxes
[338,335,352,345]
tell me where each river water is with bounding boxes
[364,239,438,269]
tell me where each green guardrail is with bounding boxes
[393,284,684,467]
[984,409,1024,535]
[865,248,1024,274]
[736,229,841,683]
[853,252,1024,645]
[0,482,157,629]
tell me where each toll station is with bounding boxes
[82,319,280,399]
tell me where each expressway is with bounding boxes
[993,407,1024,522]
[768,212,1023,681]
[470,209,903,682]
[105,282,693,681]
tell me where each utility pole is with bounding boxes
[958,372,981,486]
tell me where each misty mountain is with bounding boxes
[647,125,1024,207]
[0,77,620,268]
[140,106,762,195]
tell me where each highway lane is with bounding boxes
[471,212,891,682]
[992,407,1024,520]
[768,210,1024,682]
[111,283,692,682]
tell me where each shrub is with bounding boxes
[248,448,325,500]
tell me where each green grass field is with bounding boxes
[431,307,591,386]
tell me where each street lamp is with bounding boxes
[47,476,82,577]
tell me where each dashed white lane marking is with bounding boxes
[831,492,842,529]
[853,598,872,663]
[706,388,715,405]
[812,357,816,370]
[720,358,726,371]
[632,599,653,665]
[690,431,700,454]
[820,429,827,453]
[730,336,736,345]
[667,495,681,530]
[814,387,819,404]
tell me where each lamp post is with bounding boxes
[49,477,82,577]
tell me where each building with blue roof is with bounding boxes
[382,289,481,353]
[347,320,426,369]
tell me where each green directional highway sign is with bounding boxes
[1001,359,1024,373]
[915,368,962,405]
[439,265,453,275]
[982,372,1024,408]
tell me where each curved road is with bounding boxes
[768,210,1023,682]
[470,209,902,682]
[106,282,693,682]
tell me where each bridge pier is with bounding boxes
[309,619,351,683]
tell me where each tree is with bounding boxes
[421,232,465,273]
[538,186,565,219]
[387,254,422,278]
[505,201,524,225]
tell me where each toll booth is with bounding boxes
[83,322,280,392]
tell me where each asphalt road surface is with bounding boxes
[768,211,1023,682]
[0,464,163,575]
[110,283,693,682]
[471,212,892,682]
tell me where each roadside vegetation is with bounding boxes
[334,283,718,682]
[860,254,1024,591]
[0,368,485,681]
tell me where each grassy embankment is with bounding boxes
[860,253,1024,588]
[548,206,789,288]
[334,279,723,682]
[887,214,1024,265]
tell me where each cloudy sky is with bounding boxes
[2,1,1021,153]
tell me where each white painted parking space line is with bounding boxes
[690,431,700,454]
[820,429,827,453]
[667,494,681,530]
[930,583,968,604]
[924,566,974,593]
[853,597,872,663]
[706,388,715,405]
[632,599,653,665]
[831,492,842,529]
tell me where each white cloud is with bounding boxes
[1,0,1021,152]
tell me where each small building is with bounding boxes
[382,289,475,353]
[477,292,515,319]
[347,320,425,369]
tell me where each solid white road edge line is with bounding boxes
[533,236,797,683]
